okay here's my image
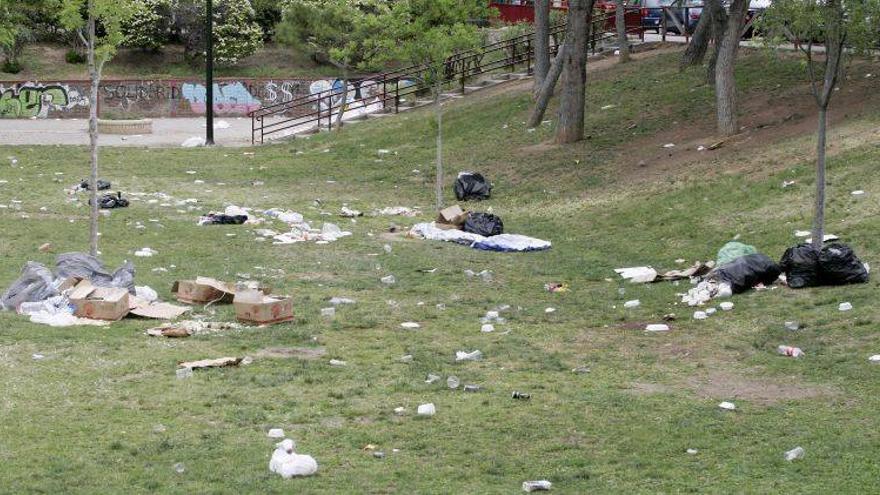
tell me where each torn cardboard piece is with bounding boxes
[436,205,467,231]
[172,277,237,304]
[146,320,240,337]
[69,280,130,321]
[233,289,294,325]
[658,261,715,281]
[129,295,191,320]
[178,357,243,369]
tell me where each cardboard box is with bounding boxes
[69,280,130,321]
[233,289,293,325]
[436,205,467,230]
[172,277,237,304]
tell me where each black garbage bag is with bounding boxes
[818,243,869,286]
[454,172,492,201]
[712,253,782,294]
[79,179,111,191]
[199,214,248,225]
[90,192,129,209]
[55,252,136,294]
[463,212,503,237]
[780,244,821,289]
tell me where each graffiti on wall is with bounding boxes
[181,82,262,115]
[0,82,89,118]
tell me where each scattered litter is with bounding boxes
[135,247,158,258]
[400,355,413,363]
[268,428,285,439]
[572,366,590,373]
[394,407,406,415]
[340,207,363,217]
[425,374,441,384]
[447,376,460,389]
[269,439,318,478]
[410,223,551,252]
[400,322,421,330]
[321,307,335,318]
[176,367,193,379]
[544,283,569,293]
[174,463,186,474]
[781,243,868,288]
[464,384,481,392]
[718,401,736,411]
[784,447,805,462]
[851,190,865,196]
[719,302,734,311]
[784,321,800,331]
[329,297,356,305]
[178,357,243,370]
[686,449,698,455]
[374,206,419,217]
[717,241,757,266]
[32,353,45,360]
[869,355,880,363]
[198,213,247,225]
[662,143,675,148]
[380,275,396,285]
[481,323,495,333]
[693,311,708,320]
[544,307,556,314]
[455,350,483,362]
[233,289,293,325]
[614,266,658,284]
[839,302,853,311]
[804,234,840,244]
[522,480,552,492]
[601,104,615,110]
[782,180,796,188]
[705,307,717,315]
[645,324,670,332]
[777,345,804,358]
[511,391,531,400]
[623,300,640,308]
[417,403,436,416]
[329,359,347,366]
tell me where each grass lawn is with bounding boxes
[1,49,879,493]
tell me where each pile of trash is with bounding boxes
[454,171,492,201]
[0,253,190,326]
[409,204,550,253]
[257,208,351,244]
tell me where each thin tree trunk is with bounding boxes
[616,2,630,63]
[87,3,99,257]
[434,80,443,211]
[527,42,567,128]
[811,106,827,249]
[705,0,725,84]
[680,4,711,70]
[713,0,747,136]
[533,0,551,96]
[555,0,593,144]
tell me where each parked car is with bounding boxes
[632,0,694,34]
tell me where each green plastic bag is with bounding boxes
[717,241,757,266]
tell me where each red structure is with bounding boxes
[489,1,569,23]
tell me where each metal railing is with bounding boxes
[249,10,642,144]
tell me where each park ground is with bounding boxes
[1,49,880,493]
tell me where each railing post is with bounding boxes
[526,39,531,75]
[661,10,667,42]
[395,78,399,114]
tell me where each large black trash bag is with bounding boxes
[780,244,821,289]
[89,192,129,209]
[55,253,136,294]
[454,172,492,201]
[463,212,503,237]
[0,262,56,311]
[818,243,869,286]
[79,179,111,191]
[712,253,782,294]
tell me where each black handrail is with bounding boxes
[250,10,638,144]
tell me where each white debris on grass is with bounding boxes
[614,266,658,283]
[380,275,396,285]
[522,480,553,492]
[374,206,419,217]
[400,322,421,330]
[662,143,675,148]
[329,297,356,305]
[455,350,483,362]
[425,374,441,384]
[839,302,853,311]
[329,359,347,366]
[720,302,734,311]
[135,247,158,257]
[693,311,708,320]
[267,428,285,439]
[680,280,732,306]
[623,299,641,308]
[269,439,318,478]
[784,447,805,462]
[869,355,880,363]
[645,324,670,332]
[851,190,865,196]
[417,403,436,416]
[718,401,736,411]
[320,307,335,318]
[181,136,206,148]
[481,324,495,333]
[544,307,556,314]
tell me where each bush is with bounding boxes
[1,59,22,74]
[65,49,86,64]
[122,0,174,51]
[251,0,282,41]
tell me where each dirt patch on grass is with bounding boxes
[625,381,677,396]
[685,369,837,405]
[254,347,327,360]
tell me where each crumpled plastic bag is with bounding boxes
[55,252,136,294]
[463,212,503,237]
[711,253,781,294]
[717,241,758,266]
[454,172,492,201]
[0,262,57,311]
[779,244,821,288]
[818,243,869,285]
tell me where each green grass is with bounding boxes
[1,49,879,493]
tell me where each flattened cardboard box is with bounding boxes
[69,280,130,321]
[233,290,293,325]
[172,277,237,304]
[436,205,467,231]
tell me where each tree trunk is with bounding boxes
[713,0,747,136]
[434,81,443,211]
[527,41,567,128]
[680,3,712,70]
[87,4,100,257]
[555,0,593,144]
[616,2,630,63]
[811,106,827,249]
[533,0,551,96]
[705,0,725,84]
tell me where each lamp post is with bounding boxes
[205,0,215,145]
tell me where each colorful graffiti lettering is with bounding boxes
[181,82,262,115]
[0,83,88,118]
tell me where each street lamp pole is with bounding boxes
[205,0,215,145]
